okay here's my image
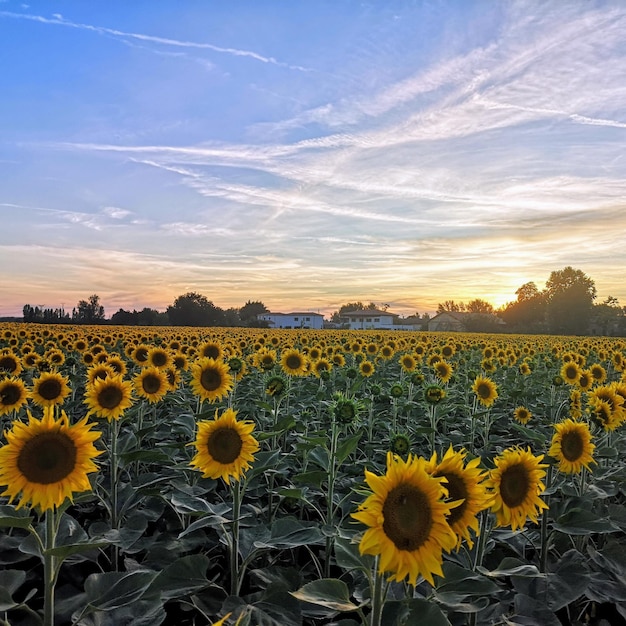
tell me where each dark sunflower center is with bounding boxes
[0,356,18,373]
[434,471,467,525]
[285,355,302,370]
[200,367,222,391]
[17,432,77,484]
[1,383,22,405]
[142,374,162,394]
[135,348,149,363]
[382,484,433,551]
[98,385,123,410]
[152,353,168,367]
[207,426,243,464]
[499,464,530,508]
[565,365,578,380]
[38,378,62,400]
[203,346,220,359]
[561,431,584,462]
[477,384,491,399]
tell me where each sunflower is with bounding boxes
[577,370,594,392]
[359,360,375,377]
[312,358,332,378]
[0,407,102,511]
[472,376,498,408]
[280,349,309,377]
[134,367,169,404]
[426,446,491,549]
[265,375,287,398]
[147,347,172,369]
[549,419,595,474]
[105,354,127,376]
[424,385,446,404]
[0,351,23,376]
[84,375,134,421]
[130,344,151,366]
[199,341,224,361]
[253,348,277,371]
[172,352,189,372]
[519,362,531,376]
[390,433,411,456]
[487,447,548,531]
[190,358,234,403]
[434,361,453,384]
[351,452,458,586]
[399,354,417,373]
[589,364,607,384]
[86,363,116,386]
[560,362,581,386]
[513,406,532,425]
[189,408,259,482]
[0,376,29,416]
[31,371,72,408]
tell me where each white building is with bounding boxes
[340,309,397,330]
[258,312,325,329]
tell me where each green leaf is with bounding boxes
[84,571,157,611]
[45,540,110,558]
[0,505,34,529]
[333,536,373,572]
[553,508,618,535]
[547,549,590,612]
[147,554,210,601]
[291,579,360,612]
[0,569,26,611]
[335,432,362,465]
[404,598,452,625]
[253,518,324,550]
[293,471,327,488]
[481,558,543,578]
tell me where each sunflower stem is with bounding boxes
[540,464,553,572]
[230,478,242,596]
[109,418,120,571]
[369,557,385,626]
[43,508,56,626]
[324,418,339,578]
[472,510,490,572]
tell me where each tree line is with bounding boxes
[21,294,272,328]
[17,267,626,336]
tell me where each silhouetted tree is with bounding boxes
[437,300,466,313]
[466,299,494,315]
[500,282,547,333]
[545,267,596,335]
[239,300,268,326]
[167,292,225,326]
[73,295,105,324]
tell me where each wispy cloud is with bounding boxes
[0,10,312,71]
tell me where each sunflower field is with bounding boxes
[0,323,625,626]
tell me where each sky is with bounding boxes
[2,0,626,320]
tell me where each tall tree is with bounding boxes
[167,292,225,327]
[239,300,268,326]
[499,282,547,333]
[545,267,596,335]
[73,294,105,324]
[437,300,466,313]
[466,299,494,315]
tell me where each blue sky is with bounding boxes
[2,0,626,319]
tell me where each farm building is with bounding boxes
[340,309,396,330]
[257,312,324,329]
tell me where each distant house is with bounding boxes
[257,312,324,329]
[341,309,396,330]
[427,311,469,332]
[427,311,505,332]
